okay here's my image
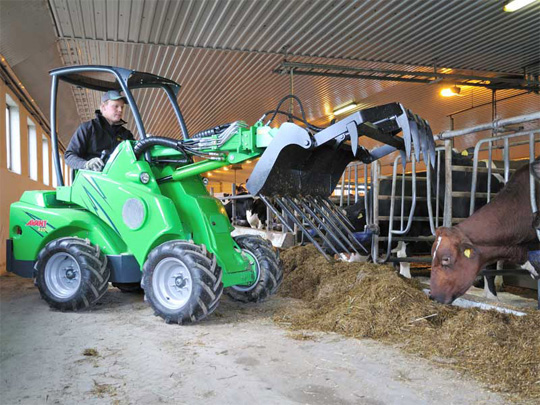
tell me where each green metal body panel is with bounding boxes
[156,171,254,286]
[171,160,228,181]
[192,122,275,165]
[9,191,127,261]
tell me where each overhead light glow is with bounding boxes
[333,102,357,116]
[504,0,536,12]
[440,86,461,97]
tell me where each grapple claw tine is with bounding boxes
[403,123,412,161]
[424,120,436,168]
[396,105,412,160]
[399,150,407,169]
[407,110,421,162]
[347,122,359,157]
[416,115,430,166]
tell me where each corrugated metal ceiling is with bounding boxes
[50,0,540,74]
[12,0,540,184]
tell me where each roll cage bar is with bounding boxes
[49,65,189,186]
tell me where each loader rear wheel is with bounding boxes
[142,241,223,324]
[35,237,110,311]
[225,235,283,303]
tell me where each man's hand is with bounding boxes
[84,157,104,171]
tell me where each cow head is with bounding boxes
[429,227,481,304]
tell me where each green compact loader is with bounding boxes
[6,65,435,324]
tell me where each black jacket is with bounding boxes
[65,110,134,169]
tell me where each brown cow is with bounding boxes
[430,161,540,304]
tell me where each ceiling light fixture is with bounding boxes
[504,0,536,12]
[333,102,357,116]
[440,86,461,97]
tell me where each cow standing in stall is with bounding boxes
[223,194,268,229]
[430,161,540,304]
[434,151,507,297]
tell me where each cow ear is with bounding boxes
[460,243,476,259]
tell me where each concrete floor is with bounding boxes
[0,275,512,405]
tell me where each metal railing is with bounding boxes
[335,119,539,268]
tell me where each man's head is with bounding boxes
[100,90,128,124]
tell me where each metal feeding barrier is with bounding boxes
[336,121,539,263]
[217,188,368,261]
[257,194,368,261]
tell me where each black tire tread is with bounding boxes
[143,240,223,324]
[35,237,110,311]
[225,235,283,303]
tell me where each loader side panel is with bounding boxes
[158,177,255,287]
[67,171,187,267]
[8,192,128,263]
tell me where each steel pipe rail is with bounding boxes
[436,112,540,141]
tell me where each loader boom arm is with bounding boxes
[165,102,435,198]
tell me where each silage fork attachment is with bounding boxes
[246,102,436,260]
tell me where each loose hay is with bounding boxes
[276,245,540,401]
[83,348,99,357]
[91,380,117,398]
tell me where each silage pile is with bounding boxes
[276,245,540,401]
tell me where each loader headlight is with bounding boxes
[140,172,150,184]
[122,198,146,230]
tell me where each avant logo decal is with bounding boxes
[26,219,48,232]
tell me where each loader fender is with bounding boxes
[8,193,129,266]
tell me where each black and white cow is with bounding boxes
[223,194,268,229]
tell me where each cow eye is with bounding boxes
[441,256,451,266]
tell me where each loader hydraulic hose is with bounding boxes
[261,109,324,132]
[133,137,183,159]
[266,95,308,127]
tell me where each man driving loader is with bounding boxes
[65,90,134,171]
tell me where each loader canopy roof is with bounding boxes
[50,65,181,95]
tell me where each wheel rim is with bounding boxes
[44,252,82,299]
[152,257,193,310]
[231,250,261,292]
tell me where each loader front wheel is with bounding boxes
[143,241,223,324]
[35,237,110,311]
[225,235,283,303]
